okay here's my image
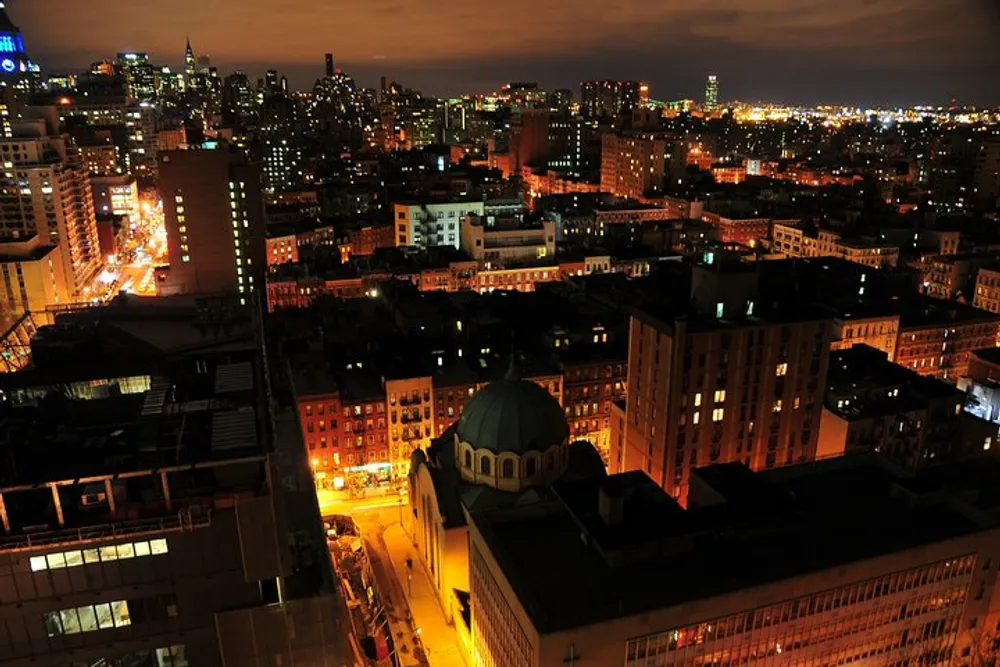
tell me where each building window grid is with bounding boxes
[472,544,533,667]
[29,537,168,572]
[624,554,975,666]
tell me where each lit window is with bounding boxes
[694,393,702,407]
[985,437,992,451]
[773,400,783,413]
[712,408,724,422]
[776,363,788,377]
[714,390,726,403]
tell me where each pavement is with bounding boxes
[382,523,466,667]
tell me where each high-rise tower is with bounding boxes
[184,36,196,90]
[704,74,719,110]
[0,2,40,111]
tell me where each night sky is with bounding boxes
[12,0,1000,106]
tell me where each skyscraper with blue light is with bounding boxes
[0,1,39,110]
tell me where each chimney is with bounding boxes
[598,486,624,526]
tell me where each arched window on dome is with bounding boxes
[501,459,514,478]
[525,458,537,477]
[464,450,472,469]
[480,457,491,476]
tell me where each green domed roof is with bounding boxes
[456,362,568,454]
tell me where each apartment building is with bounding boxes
[817,345,995,467]
[830,310,901,362]
[461,215,556,263]
[0,110,102,297]
[702,212,770,246]
[393,200,484,249]
[896,298,1000,383]
[0,235,70,323]
[619,255,834,500]
[772,221,900,268]
[973,265,1000,317]
[600,132,674,199]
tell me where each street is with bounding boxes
[323,489,466,667]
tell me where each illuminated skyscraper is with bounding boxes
[184,36,196,90]
[116,52,155,102]
[0,109,103,298]
[259,94,303,193]
[0,2,40,111]
[704,74,719,109]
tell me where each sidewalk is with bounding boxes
[383,524,466,667]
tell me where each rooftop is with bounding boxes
[825,345,962,420]
[470,455,996,633]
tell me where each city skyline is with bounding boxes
[13,0,1000,106]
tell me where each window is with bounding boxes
[31,538,169,571]
[480,457,491,476]
[694,392,702,407]
[526,458,537,476]
[715,302,724,318]
[693,412,701,425]
[501,459,515,478]
[714,389,726,403]
[776,363,788,377]
[773,400,783,413]
[45,600,131,637]
[464,450,472,468]
[712,408,724,422]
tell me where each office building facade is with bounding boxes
[469,456,1000,667]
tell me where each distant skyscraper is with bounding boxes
[264,69,280,96]
[223,71,257,126]
[580,80,641,119]
[325,53,335,78]
[259,95,303,194]
[116,52,155,102]
[0,3,40,110]
[705,74,719,109]
[184,36,196,89]
[157,144,265,300]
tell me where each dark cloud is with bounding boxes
[9,0,1000,105]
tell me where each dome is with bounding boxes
[456,362,568,455]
